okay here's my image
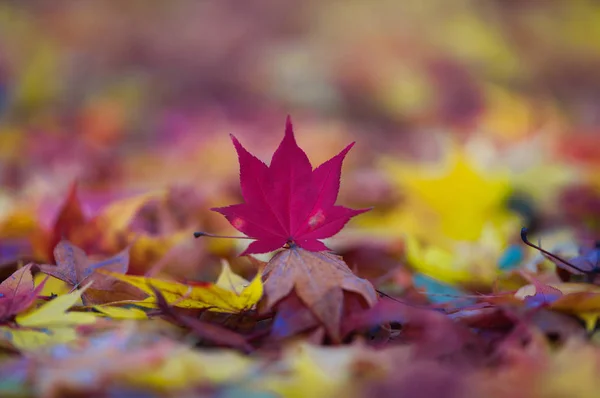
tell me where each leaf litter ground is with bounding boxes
[2,118,600,398]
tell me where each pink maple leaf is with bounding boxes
[212,116,369,255]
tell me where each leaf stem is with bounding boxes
[193,231,254,240]
[520,227,586,273]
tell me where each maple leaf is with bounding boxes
[0,264,48,321]
[100,266,263,313]
[212,116,369,255]
[32,181,105,263]
[33,183,192,275]
[359,145,519,244]
[262,246,378,341]
[38,240,146,305]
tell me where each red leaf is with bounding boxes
[49,181,87,261]
[212,116,369,254]
[0,264,48,320]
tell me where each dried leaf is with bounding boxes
[38,240,145,305]
[263,246,377,341]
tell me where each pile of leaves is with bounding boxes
[0,117,600,397]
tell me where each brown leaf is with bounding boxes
[38,240,146,305]
[262,246,378,341]
[270,291,320,340]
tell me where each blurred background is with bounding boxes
[1,0,600,290]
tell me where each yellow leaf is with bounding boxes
[215,260,250,293]
[384,147,515,242]
[0,327,81,350]
[93,305,148,320]
[99,270,263,313]
[358,144,520,286]
[16,283,97,328]
[359,144,519,248]
[34,273,71,297]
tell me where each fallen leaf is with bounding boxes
[363,145,518,244]
[100,269,263,313]
[38,240,145,305]
[92,305,148,320]
[212,116,369,255]
[215,259,250,293]
[0,283,99,350]
[33,273,71,298]
[32,182,102,263]
[0,264,47,321]
[515,282,600,331]
[270,291,322,340]
[262,246,378,341]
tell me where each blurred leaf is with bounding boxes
[0,283,98,350]
[0,264,47,320]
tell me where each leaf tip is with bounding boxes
[285,115,295,138]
